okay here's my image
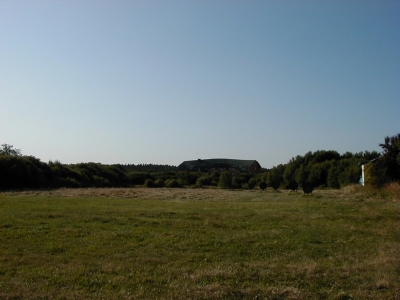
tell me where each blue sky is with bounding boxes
[1,1,399,168]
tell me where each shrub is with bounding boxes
[231,176,241,189]
[63,177,81,188]
[144,179,155,188]
[0,155,53,189]
[165,179,180,188]
[210,171,220,186]
[248,178,257,190]
[154,179,164,187]
[287,181,299,191]
[128,172,153,185]
[93,175,112,187]
[218,172,232,189]
[177,178,187,186]
[196,175,211,187]
[271,181,280,190]
[302,182,314,194]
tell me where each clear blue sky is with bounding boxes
[1,1,399,168]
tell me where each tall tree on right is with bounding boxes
[370,133,400,186]
[380,133,400,181]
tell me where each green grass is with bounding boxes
[0,189,398,299]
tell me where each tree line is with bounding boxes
[0,133,398,190]
[261,150,380,189]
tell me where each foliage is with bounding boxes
[218,172,232,189]
[165,179,180,188]
[302,182,314,194]
[368,133,400,186]
[259,181,267,190]
[287,180,298,191]
[128,172,154,185]
[327,165,340,189]
[267,164,285,187]
[248,177,257,190]
[0,134,395,190]
[271,181,280,190]
[144,179,155,188]
[196,175,211,187]
[265,150,380,189]
[176,171,201,186]
[364,161,386,187]
[0,155,52,189]
[154,179,165,187]
[230,175,240,189]
[0,143,22,156]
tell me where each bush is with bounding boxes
[231,176,241,189]
[128,172,154,185]
[210,171,220,186]
[302,182,314,194]
[287,181,299,191]
[379,133,400,182]
[165,179,180,188]
[0,155,53,189]
[63,177,81,188]
[93,175,112,187]
[196,175,211,187]
[271,181,280,190]
[218,172,232,189]
[154,179,164,187]
[144,179,155,188]
[248,178,257,190]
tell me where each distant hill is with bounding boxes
[120,164,178,173]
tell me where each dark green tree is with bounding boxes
[295,165,308,185]
[259,182,267,190]
[267,164,285,187]
[0,144,22,156]
[327,165,340,188]
[379,133,400,181]
[287,181,298,192]
[302,182,314,194]
[282,158,299,186]
[368,133,400,186]
[271,181,280,190]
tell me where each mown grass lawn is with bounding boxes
[0,188,398,299]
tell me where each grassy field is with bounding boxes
[0,187,398,299]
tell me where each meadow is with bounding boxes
[0,186,398,299]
